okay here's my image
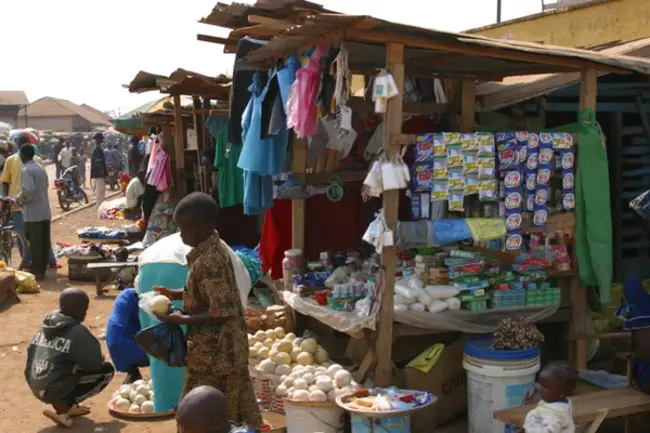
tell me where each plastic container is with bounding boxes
[351,414,410,433]
[283,400,343,433]
[282,249,303,291]
[463,336,541,433]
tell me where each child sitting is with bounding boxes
[523,362,577,433]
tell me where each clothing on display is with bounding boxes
[238,71,290,215]
[286,45,325,138]
[209,119,244,208]
[229,37,269,145]
[146,135,171,193]
[259,184,367,280]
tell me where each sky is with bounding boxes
[1,0,544,116]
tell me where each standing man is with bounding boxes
[90,133,107,208]
[16,143,51,280]
[52,138,64,179]
[127,136,142,178]
[154,192,262,430]
[1,134,58,270]
[58,142,73,174]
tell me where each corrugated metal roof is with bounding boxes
[18,97,112,126]
[81,104,114,122]
[0,91,28,106]
[476,38,650,111]
[238,14,650,77]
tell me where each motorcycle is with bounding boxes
[54,166,89,211]
[106,165,120,190]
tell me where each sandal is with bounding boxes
[43,409,73,427]
[68,404,91,417]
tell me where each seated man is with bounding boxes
[25,288,114,428]
[106,288,149,384]
[618,279,650,392]
[125,171,145,219]
[176,385,256,433]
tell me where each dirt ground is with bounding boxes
[0,182,178,433]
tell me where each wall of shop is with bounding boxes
[0,107,20,127]
[469,0,650,49]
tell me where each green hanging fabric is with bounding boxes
[548,108,612,303]
[477,108,613,303]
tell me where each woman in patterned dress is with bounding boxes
[154,192,261,430]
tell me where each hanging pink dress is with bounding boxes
[285,45,324,138]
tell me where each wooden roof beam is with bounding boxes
[197,34,237,44]
[344,30,634,75]
[247,14,298,25]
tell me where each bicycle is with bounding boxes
[0,198,24,267]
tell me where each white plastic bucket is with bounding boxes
[463,336,541,433]
[283,400,344,433]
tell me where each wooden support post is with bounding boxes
[203,98,213,191]
[375,43,404,387]
[173,94,187,198]
[193,97,205,193]
[292,136,307,250]
[571,69,598,370]
[459,79,476,132]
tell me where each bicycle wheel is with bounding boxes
[0,229,18,267]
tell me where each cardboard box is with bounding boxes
[394,336,467,432]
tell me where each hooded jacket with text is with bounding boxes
[25,312,104,403]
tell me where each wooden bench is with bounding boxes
[86,261,138,295]
[494,387,650,433]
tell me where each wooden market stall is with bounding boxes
[199,10,650,391]
[123,69,231,195]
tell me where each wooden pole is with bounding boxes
[374,42,405,387]
[460,79,476,132]
[203,98,214,191]
[572,69,597,370]
[193,96,205,193]
[173,94,187,198]
[292,136,307,250]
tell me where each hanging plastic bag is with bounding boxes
[135,322,187,367]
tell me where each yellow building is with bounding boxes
[469,0,650,49]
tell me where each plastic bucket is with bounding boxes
[283,400,344,433]
[462,336,540,433]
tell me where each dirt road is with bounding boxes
[0,205,177,433]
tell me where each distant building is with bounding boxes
[0,91,29,127]
[17,97,113,132]
[469,0,650,49]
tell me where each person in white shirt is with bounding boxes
[523,362,577,433]
[125,171,145,217]
[58,142,73,172]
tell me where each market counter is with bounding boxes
[283,290,560,336]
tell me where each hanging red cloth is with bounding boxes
[259,183,367,279]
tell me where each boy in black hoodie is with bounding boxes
[25,288,115,427]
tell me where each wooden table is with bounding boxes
[86,261,138,295]
[493,387,650,432]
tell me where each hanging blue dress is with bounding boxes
[239,70,290,215]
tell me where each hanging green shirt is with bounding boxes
[213,128,244,208]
